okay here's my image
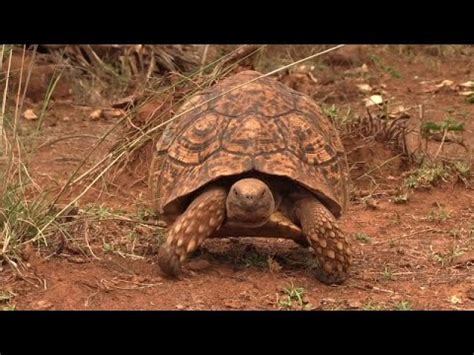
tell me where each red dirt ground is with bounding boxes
[1,45,473,310]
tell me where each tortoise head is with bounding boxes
[226,178,275,227]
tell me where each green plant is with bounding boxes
[369,54,401,79]
[420,118,465,139]
[241,250,268,268]
[135,207,154,222]
[354,232,372,244]
[277,284,312,310]
[84,205,125,220]
[431,253,444,265]
[1,45,74,270]
[267,256,282,273]
[392,192,409,204]
[452,161,471,185]
[102,241,114,254]
[430,244,465,267]
[322,104,338,121]
[426,207,451,223]
[394,301,411,311]
[362,300,386,310]
[403,163,450,189]
[0,291,13,303]
[322,104,355,127]
[448,228,462,240]
[384,66,401,79]
[382,266,394,281]
[363,299,411,310]
[0,290,14,310]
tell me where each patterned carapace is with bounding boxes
[150,70,349,219]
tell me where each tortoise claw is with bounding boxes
[157,243,182,277]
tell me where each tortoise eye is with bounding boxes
[260,190,266,197]
[233,189,239,196]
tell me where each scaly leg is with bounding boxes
[157,186,227,277]
[294,196,352,284]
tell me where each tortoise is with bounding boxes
[150,70,352,284]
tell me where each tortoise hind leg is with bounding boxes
[157,186,227,277]
[294,196,352,284]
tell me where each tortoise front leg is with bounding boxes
[294,196,352,284]
[157,186,227,277]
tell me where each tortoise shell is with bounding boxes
[150,70,349,220]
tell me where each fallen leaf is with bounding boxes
[89,109,103,120]
[23,109,38,120]
[364,95,384,107]
[458,91,474,96]
[357,84,373,93]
